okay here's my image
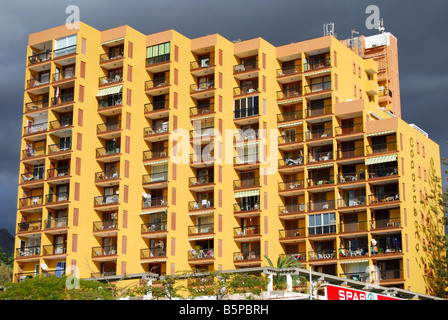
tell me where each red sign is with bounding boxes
[325,285,402,300]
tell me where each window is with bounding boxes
[146,42,170,65]
[54,35,77,57]
[234,96,259,119]
[308,212,336,235]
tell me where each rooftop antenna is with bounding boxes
[378,19,385,34]
[351,29,361,57]
[323,23,335,37]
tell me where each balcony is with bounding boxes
[98,95,123,115]
[336,146,365,160]
[190,81,215,99]
[308,200,335,212]
[100,48,124,65]
[234,225,261,239]
[189,174,214,192]
[335,123,364,136]
[26,75,50,90]
[144,100,170,119]
[190,57,215,77]
[146,53,170,70]
[305,104,332,118]
[22,145,46,161]
[279,252,306,263]
[93,219,118,235]
[339,221,368,234]
[366,141,397,155]
[307,175,335,188]
[145,77,170,95]
[23,122,47,137]
[277,63,302,83]
[370,217,401,230]
[190,126,215,143]
[234,201,260,217]
[233,250,261,263]
[307,128,332,141]
[233,107,260,125]
[16,246,41,259]
[96,146,121,162]
[48,141,72,157]
[368,164,398,179]
[188,223,214,236]
[19,195,44,209]
[278,156,304,171]
[190,150,215,168]
[233,177,260,190]
[98,73,123,87]
[143,147,168,163]
[278,132,303,148]
[278,179,305,194]
[369,192,400,206]
[277,110,303,123]
[17,219,42,233]
[144,122,169,142]
[276,87,302,101]
[304,81,331,96]
[28,51,52,65]
[53,45,77,59]
[190,103,215,118]
[20,171,45,185]
[307,151,333,163]
[92,245,117,259]
[279,228,305,241]
[42,244,67,256]
[46,192,69,208]
[141,220,167,236]
[304,57,331,72]
[52,70,75,84]
[338,171,366,184]
[188,199,214,211]
[49,118,73,132]
[338,196,367,209]
[51,93,75,107]
[44,217,68,232]
[140,247,167,260]
[309,249,336,261]
[25,99,49,113]
[338,247,369,258]
[233,153,260,170]
[279,204,306,218]
[233,83,259,97]
[94,195,119,208]
[95,169,120,186]
[233,60,259,80]
[378,269,404,282]
[142,196,168,209]
[188,248,215,261]
[142,172,168,188]
[97,120,122,139]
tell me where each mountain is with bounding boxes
[0,229,14,257]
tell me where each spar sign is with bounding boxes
[325,285,403,300]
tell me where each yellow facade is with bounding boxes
[13,22,443,296]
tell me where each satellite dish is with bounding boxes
[41,263,48,271]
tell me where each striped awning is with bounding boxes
[278,121,303,128]
[278,98,302,105]
[140,259,167,264]
[366,130,396,137]
[96,85,123,97]
[139,209,167,216]
[143,159,168,166]
[189,210,214,217]
[235,140,260,147]
[188,235,214,241]
[101,37,124,45]
[190,114,215,121]
[339,260,369,265]
[234,189,260,198]
[305,69,331,76]
[307,163,334,170]
[366,154,397,165]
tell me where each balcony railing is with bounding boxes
[97,120,121,134]
[27,75,50,89]
[49,118,73,132]
[369,192,400,204]
[307,151,333,163]
[373,243,402,255]
[191,57,215,70]
[338,247,369,258]
[366,141,397,155]
[19,195,44,207]
[279,227,305,238]
[188,248,214,259]
[335,123,364,136]
[188,199,214,210]
[305,57,331,71]
[18,220,42,232]
[146,53,170,66]
[308,200,335,212]
[142,171,168,184]
[190,81,214,93]
[342,272,369,282]
[98,95,123,109]
[145,77,170,90]
[308,128,332,140]
[309,249,336,260]
[279,132,303,145]
[233,83,259,96]
[52,70,75,82]
[234,153,259,165]
[337,146,365,159]
[22,145,46,159]
[48,141,72,154]
[234,202,260,212]
[21,171,44,184]
[277,63,301,76]
[24,122,47,135]
[25,99,49,112]
[17,246,41,257]
[45,217,68,229]
[46,192,69,204]
[368,165,398,179]
[100,48,124,63]
[95,169,120,182]
[190,126,215,139]
[338,171,366,183]
[279,252,306,262]
[234,177,260,189]
[277,110,303,123]
[234,60,258,73]
[43,244,67,256]
[378,269,403,280]
[144,123,169,137]
[141,246,167,258]
[141,220,167,233]
[96,146,121,158]
[276,87,302,100]
[234,250,261,262]
[338,196,367,208]
[28,51,52,64]
[190,103,215,116]
[304,81,331,94]
[189,174,214,187]
[142,196,168,208]
[370,217,401,229]
[305,105,332,117]
[53,45,76,58]
[307,175,335,187]
[52,93,75,106]
[190,150,215,165]
[234,225,261,237]
[144,100,169,113]
[92,245,117,257]
[339,221,368,233]
[234,106,259,119]
[143,147,168,161]
[94,195,119,206]
[188,223,214,235]
[93,219,118,232]
[99,73,123,86]
[278,179,305,191]
[279,203,306,215]
[279,156,304,167]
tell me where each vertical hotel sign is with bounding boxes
[325,285,403,300]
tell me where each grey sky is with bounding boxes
[0,0,447,234]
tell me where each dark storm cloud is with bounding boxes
[0,0,447,234]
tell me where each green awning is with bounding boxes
[366,130,396,137]
[96,85,123,97]
[308,163,334,170]
[234,189,260,198]
[366,154,398,165]
[101,37,124,45]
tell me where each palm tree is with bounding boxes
[264,255,305,290]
